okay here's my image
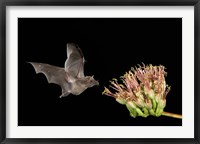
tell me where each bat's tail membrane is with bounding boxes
[59,84,71,98]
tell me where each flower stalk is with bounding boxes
[102,64,182,119]
[162,111,182,119]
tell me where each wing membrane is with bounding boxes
[64,43,85,78]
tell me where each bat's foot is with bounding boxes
[59,92,70,98]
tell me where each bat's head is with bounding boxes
[83,75,99,88]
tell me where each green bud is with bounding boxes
[149,109,155,116]
[127,101,137,109]
[126,103,137,118]
[148,90,155,99]
[142,107,149,117]
[116,97,126,105]
[130,112,137,118]
[155,102,165,116]
[136,108,145,117]
[159,99,166,109]
[143,107,148,114]
[151,99,157,111]
[158,109,163,116]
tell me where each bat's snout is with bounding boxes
[94,80,99,86]
[88,79,99,88]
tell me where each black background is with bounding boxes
[18,18,182,126]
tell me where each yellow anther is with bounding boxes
[112,78,118,81]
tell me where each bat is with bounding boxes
[28,43,99,98]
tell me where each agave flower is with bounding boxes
[103,64,182,119]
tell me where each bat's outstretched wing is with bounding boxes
[64,43,85,78]
[28,62,71,97]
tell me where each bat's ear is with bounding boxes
[66,43,71,48]
[67,43,78,48]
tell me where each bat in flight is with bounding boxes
[28,43,99,98]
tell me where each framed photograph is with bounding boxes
[0,0,199,144]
